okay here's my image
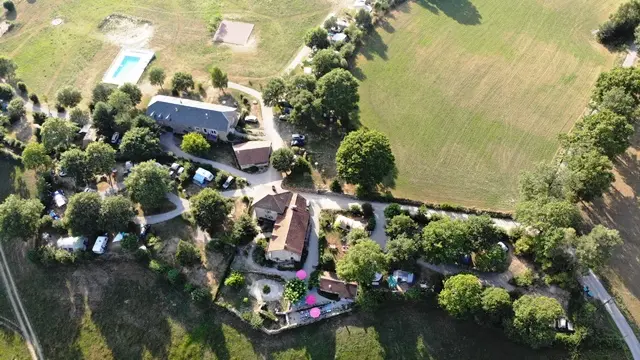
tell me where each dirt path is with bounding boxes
[0,241,44,360]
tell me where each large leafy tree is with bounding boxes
[181,133,210,156]
[386,234,421,265]
[599,86,638,118]
[421,217,469,264]
[86,142,116,176]
[189,188,232,235]
[148,67,166,89]
[56,86,82,108]
[0,56,17,80]
[336,238,388,285]
[336,128,395,188]
[481,287,512,323]
[575,225,623,271]
[263,77,287,107]
[171,72,195,94]
[312,49,346,77]
[124,161,171,210]
[119,127,161,161]
[592,67,640,103]
[230,214,259,245]
[21,142,52,172]
[518,161,571,202]
[465,215,503,251]
[59,148,91,184]
[40,118,78,153]
[92,83,115,104]
[511,295,564,349]
[515,197,579,232]
[438,274,483,319]
[0,83,13,101]
[385,214,418,240]
[316,68,359,121]
[108,89,133,114]
[304,26,330,49]
[0,195,44,241]
[92,102,115,134]
[566,146,615,202]
[7,98,25,122]
[64,192,102,236]
[210,67,228,91]
[271,147,295,173]
[69,108,89,126]
[563,110,633,159]
[119,83,143,106]
[99,195,135,233]
[288,89,320,125]
[287,74,317,93]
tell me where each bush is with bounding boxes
[230,214,258,245]
[0,83,12,101]
[349,204,363,216]
[29,93,39,104]
[366,217,377,232]
[191,288,211,303]
[133,248,149,262]
[206,239,226,252]
[284,278,306,302]
[384,203,403,219]
[474,245,508,272]
[16,82,26,94]
[175,240,201,266]
[149,259,167,274]
[3,1,15,13]
[514,235,534,256]
[330,179,342,193]
[596,1,640,45]
[32,111,47,125]
[167,268,183,285]
[513,269,536,287]
[242,311,264,329]
[120,234,138,252]
[224,271,245,287]
[319,211,335,230]
[263,284,271,294]
[361,202,374,218]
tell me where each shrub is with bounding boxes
[349,204,363,216]
[167,268,183,285]
[319,211,335,230]
[29,93,39,104]
[330,179,342,193]
[0,83,12,101]
[384,203,403,219]
[191,288,211,303]
[263,284,271,294]
[474,245,508,272]
[183,283,195,294]
[32,111,47,125]
[513,269,536,287]
[366,217,377,232]
[133,248,149,262]
[120,234,138,252]
[230,214,258,245]
[241,311,264,329]
[284,278,306,302]
[149,259,167,274]
[514,235,535,256]
[3,1,15,13]
[16,82,26,94]
[175,240,201,266]
[224,271,245,287]
[361,202,374,218]
[206,239,226,252]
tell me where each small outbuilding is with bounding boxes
[232,141,272,170]
[193,167,214,185]
[319,271,358,300]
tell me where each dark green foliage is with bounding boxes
[596,0,640,45]
[312,49,346,77]
[480,287,512,323]
[119,127,161,161]
[92,83,115,104]
[438,274,483,319]
[2,1,14,13]
[56,86,82,108]
[176,240,201,266]
[384,203,402,219]
[262,77,286,106]
[510,295,564,349]
[474,244,508,272]
[316,68,359,121]
[330,179,342,193]
[124,161,171,211]
[0,83,13,101]
[230,214,258,245]
[119,83,142,105]
[355,8,373,29]
[337,128,395,188]
[16,81,26,94]
[284,278,307,302]
[92,102,115,134]
[271,147,295,173]
[0,195,44,241]
[171,72,195,93]
[189,188,233,235]
[64,192,102,236]
[385,214,418,240]
[121,234,139,252]
[304,26,330,49]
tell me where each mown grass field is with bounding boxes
[355,0,622,210]
[0,0,332,100]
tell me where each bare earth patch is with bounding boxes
[100,14,154,48]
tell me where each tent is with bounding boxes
[57,236,87,252]
[53,191,67,208]
[193,172,207,185]
[195,168,214,181]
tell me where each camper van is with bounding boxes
[56,236,87,252]
[92,235,109,254]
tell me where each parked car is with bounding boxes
[92,234,109,255]
[222,176,234,189]
[139,224,151,240]
[244,115,259,124]
[292,134,306,141]
[83,187,96,193]
[497,241,508,252]
[111,132,120,144]
[291,139,304,147]
[278,114,289,121]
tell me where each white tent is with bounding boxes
[56,236,87,252]
[334,215,365,230]
[53,192,67,208]
[195,168,214,181]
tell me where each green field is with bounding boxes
[355,0,621,210]
[0,156,35,201]
[0,0,331,99]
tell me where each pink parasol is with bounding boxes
[296,269,307,280]
[309,307,321,318]
[305,294,316,305]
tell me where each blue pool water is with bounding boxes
[112,55,141,79]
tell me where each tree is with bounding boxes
[383,203,403,219]
[288,89,320,125]
[56,86,82,108]
[518,162,570,201]
[355,8,373,29]
[564,110,633,159]
[176,240,201,266]
[316,68,359,121]
[312,49,346,77]
[7,98,25,122]
[288,74,317,93]
[474,244,508,272]
[119,127,161,161]
[323,15,338,31]
[108,89,133,114]
[92,102,114,134]
[149,67,166,89]
[92,83,114,104]
[171,72,195,94]
[284,279,307,302]
[592,67,640,103]
[438,274,483,319]
[0,56,16,80]
[181,133,210,155]
[0,195,44,241]
[386,234,421,265]
[40,117,78,153]
[124,161,171,211]
[336,128,395,188]
[511,295,564,349]
[515,198,580,232]
[210,67,228,91]
[59,148,90,184]
[224,271,245,287]
[69,107,89,126]
[189,188,233,235]
[575,225,623,271]
[119,83,143,106]
[262,77,286,106]
[64,192,102,236]
[346,228,369,245]
[465,215,503,251]
[132,115,159,132]
[99,195,135,233]
[385,214,418,239]
[304,27,329,49]
[481,287,512,323]
[86,142,116,176]
[2,0,14,13]
[0,83,13,101]
[336,238,388,285]
[271,147,295,173]
[21,142,52,172]
[599,86,637,118]
[421,217,470,264]
[230,214,258,245]
[566,146,615,202]
[121,234,139,251]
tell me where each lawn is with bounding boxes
[0,0,333,100]
[0,155,35,201]
[355,0,622,210]
[0,238,628,359]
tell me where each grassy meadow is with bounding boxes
[355,0,622,210]
[0,0,332,100]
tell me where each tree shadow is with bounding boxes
[359,29,389,61]
[5,12,17,21]
[415,0,482,25]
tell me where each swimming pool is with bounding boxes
[103,49,155,86]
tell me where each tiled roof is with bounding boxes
[319,272,358,299]
[267,193,310,256]
[233,141,272,167]
[253,191,293,214]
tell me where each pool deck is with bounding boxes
[102,48,155,86]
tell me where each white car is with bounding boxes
[92,235,109,255]
[222,176,234,189]
[497,241,508,252]
[111,132,120,144]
